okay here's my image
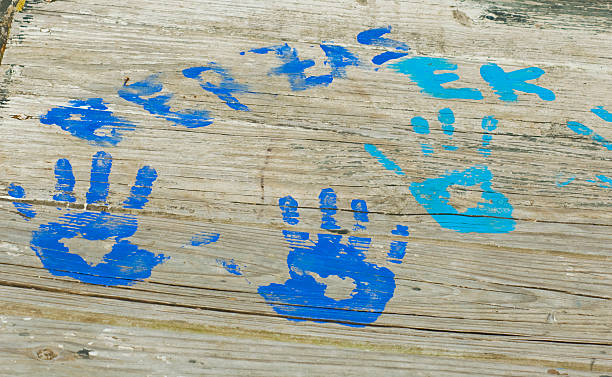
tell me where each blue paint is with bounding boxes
[85,151,112,205]
[319,44,361,78]
[566,121,612,151]
[217,258,242,275]
[478,115,498,157]
[363,144,405,176]
[257,189,410,326]
[53,159,76,203]
[12,152,168,286]
[8,183,36,219]
[356,26,410,51]
[595,174,612,189]
[319,188,340,230]
[438,108,458,151]
[371,51,409,65]
[388,225,409,264]
[122,166,158,209]
[391,57,483,100]
[183,63,250,111]
[555,174,575,187]
[118,74,213,128]
[592,106,612,122]
[250,44,333,91]
[409,165,516,233]
[410,116,433,155]
[351,199,369,230]
[279,195,300,225]
[480,63,555,102]
[190,232,221,246]
[40,98,136,147]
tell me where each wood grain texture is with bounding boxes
[0,0,611,375]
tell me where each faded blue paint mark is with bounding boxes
[555,174,575,187]
[279,195,300,225]
[8,183,36,219]
[183,63,250,111]
[409,165,516,233]
[12,152,168,286]
[364,144,405,176]
[319,188,340,230]
[40,98,136,147]
[357,26,410,50]
[566,121,612,151]
[217,258,242,275]
[410,116,433,155]
[118,74,213,128]
[250,44,333,91]
[320,44,361,78]
[438,108,458,151]
[53,159,76,203]
[478,115,498,157]
[480,63,555,102]
[388,225,409,264]
[257,189,410,326]
[592,106,612,122]
[85,151,112,205]
[351,199,369,230]
[391,57,483,100]
[190,232,221,247]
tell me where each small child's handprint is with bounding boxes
[258,189,410,326]
[366,108,516,234]
[8,151,169,286]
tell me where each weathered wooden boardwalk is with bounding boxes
[0,0,610,375]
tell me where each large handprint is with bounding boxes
[258,189,410,326]
[8,151,168,286]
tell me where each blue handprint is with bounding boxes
[258,189,410,327]
[8,151,168,286]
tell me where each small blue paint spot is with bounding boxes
[592,106,612,122]
[40,98,136,146]
[391,224,409,236]
[371,51,409,65]
[279,195,300,225]
[391,57,483,100]
[8,183,25,198]
[555,174,575,187]
[364,144,405,176]
[239,51,245,55]
[53,159,76,203]
[411,116,430,134]
[217,258,242,275]
[480,63,556,102]
[319,188,340,230]
[123,166,158,210]
[595,174,612,189]
[190,232,221,247]
[357,26,410,51]
[8,183,36,219]
[409,165,516,233]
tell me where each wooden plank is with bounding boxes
[0,0,611,375]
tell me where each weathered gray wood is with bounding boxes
[0,0,611,375]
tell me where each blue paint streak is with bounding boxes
[279,195,300,225]
[351,199,369,230]
[123,166,158,209]
[183,63,249,111]
[118,74,213,128]
[217,258,242,275]
[320,44,361,78]
[480,63,556,102]
[555,175,575,187]
[409,165,516,233]
[319,188,340,230]
[85,151,112,205]
[566,121,612,151]
[53,159,76,203]
[258,229,397,326]
[595,174,612,189]
[31,211,168,286]
[8,183,36,219]
[356,26,410,51]
[391,57,483,100]
[250,44,333,91]
[592,106,612,122]
[364,144,405,176]
[190,232,221,247]
[371,51,409,65]
[40,98,136,147]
